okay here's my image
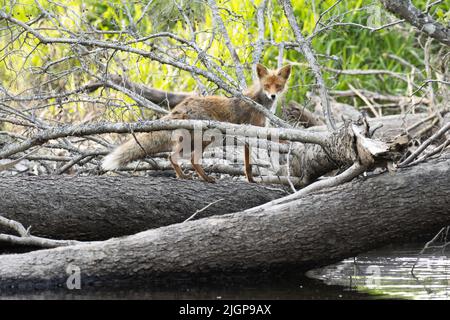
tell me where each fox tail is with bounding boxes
[102,131,172,171]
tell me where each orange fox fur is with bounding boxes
[102,63,292,182]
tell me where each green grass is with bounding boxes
[0,0,448,120]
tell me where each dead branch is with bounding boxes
[252,0,269,80]
[0,215,82,248]
[0,119,328,160]
[279,0,336,130]
[0,9,290,128]
[380,0,450,46]
[398,122,450,167]
[85,75,192,109]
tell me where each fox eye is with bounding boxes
[276,84,283,90]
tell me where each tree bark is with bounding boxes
[0,113,434,242]
[0,154,448,290]
[0,176,286,241]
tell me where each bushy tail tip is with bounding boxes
[102,131,171,171]
[101,152,121,171]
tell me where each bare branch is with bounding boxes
[0,215,83,248]
[244,161,367,213]
[207,0,247,90]
[279,0,336,131]
[380,0,450,46]
[0,119,329,159]
[398,122,450,167]
[85,75,191,109]
[184,198,225,222]
[252,0,269,80]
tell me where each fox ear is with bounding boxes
[256,63,269,79]
[278,64,292,80]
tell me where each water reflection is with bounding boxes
[307,243,450,300]
[2,243,449,299]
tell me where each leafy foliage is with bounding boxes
[0,0,448,121]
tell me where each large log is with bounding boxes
[0,154,448,290]
[0,113,437,242]
[0,176,286,241]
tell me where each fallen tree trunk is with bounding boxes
[0,113,438,242]
[0,176,286,241]
[0,154,448,290]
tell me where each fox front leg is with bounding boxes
[169,143,192,180]
[244,143,256,183]
[190,144,215,183]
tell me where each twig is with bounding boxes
[425,0,443,13]
[312,20,405,36]
[0,215,30,237]
[312,0,343,34]
[411,79,450,96]
[0,215,83,248]
[406,111,439,133]
[398,122,450,167]
[184,199,224,222]
[245,161,366,213]
[413,117,440,138]
[55,153,96,174]
[348,84,380,118]
[0,148,39,172]
[411,226,449,277]
[405,139,449,167]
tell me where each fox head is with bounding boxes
[256,63,292,101]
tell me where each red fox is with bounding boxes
[102,63,291,182]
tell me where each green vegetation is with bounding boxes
[0,0,448,121]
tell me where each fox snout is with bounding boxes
[263,89,280,101]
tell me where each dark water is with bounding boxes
[1,243,449,300]
[0,277,372,300]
